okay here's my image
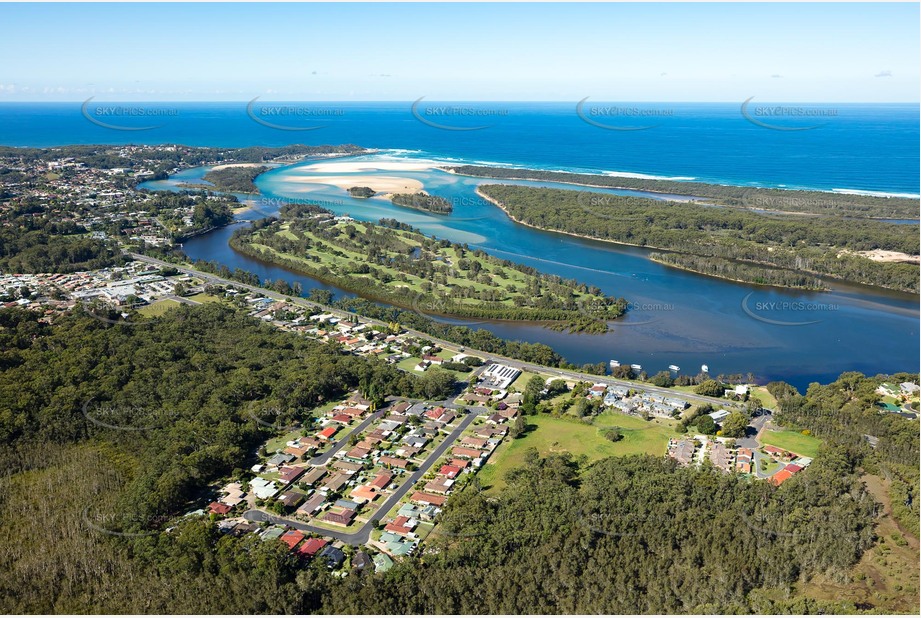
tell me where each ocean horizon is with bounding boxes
[1,101,918,197]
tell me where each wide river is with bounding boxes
[142,154,919,391]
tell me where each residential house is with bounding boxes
[369,472,393,491]
[709,442,735,472]
[280,530,306,550]
[452,447,482,460]
[208,502,232,516]
[667,439,695,466]
[277,490,306,509]
[424,478,454,495]
[410,491,447,507]
[379,455,409,470]
[297,537,328,558]
[296,493,326,516]
[332,460,364,473]
[278,466,305,485]
[301,467,328,487]
[317,426,339,441]
[318,545,346,569]
[322,509,356,527]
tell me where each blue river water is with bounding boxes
[141,154,919,392]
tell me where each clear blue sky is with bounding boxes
[0,2,917,102]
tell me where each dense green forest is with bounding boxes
[230,203,627,332]
[390,192,453,214]
[769,372,920,536]
[0,204,123,273]
[477,185,919,293]
[198,165,268,193]
[650,252,827,290]
[449,164,920,220]
[0,304,915,613]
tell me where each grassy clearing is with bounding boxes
[137,298,181,317]
[477,414,678,494]
[751,386,777,410]
[759,428,822,458]
[185,293,223,304]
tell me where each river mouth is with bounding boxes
[149,153,919,391]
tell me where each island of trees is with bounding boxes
[229,203,627,333]
[198,165,268,193]
[476,184,919,293]
[390,192,453,214]
[348,186,376,198]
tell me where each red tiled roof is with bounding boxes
[770,470,793,486]
[208,501,232,515]
[298,537,328,556]
[318,426,338,439]
[452,447,482,459]
[369,472,393,489]
[439,465,461,478]
[280,530,306,550]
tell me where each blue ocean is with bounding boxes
[0,101,918,196]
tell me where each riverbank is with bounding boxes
[475,186,918,294]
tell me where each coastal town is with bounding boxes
[2,144,918,578]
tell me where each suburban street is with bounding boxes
[244,404,482,545]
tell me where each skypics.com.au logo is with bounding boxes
[81,97,178,131]
[576,98,674,131]
[741,97,837,131]
[411,97,509,131]
[246,97,344,131]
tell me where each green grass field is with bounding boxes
[751,386,778,410]
[137,298,181,317]
[759,428,822,458]
[186,293,223,304]
[477,413,679,494]
[396,357,472,380]
[509,370,544,392]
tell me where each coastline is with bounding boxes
[453,167,921,221]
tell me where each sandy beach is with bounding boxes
[284,174,424,194]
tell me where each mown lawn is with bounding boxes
[186,293,223,304]
[137,298,181,317]
[477,413,678,494]
[759,428,822,458]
